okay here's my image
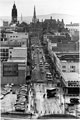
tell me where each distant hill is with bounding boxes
[0,13,79,26]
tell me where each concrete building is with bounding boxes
[0,30,28,85]
[61,60,79,73]
[0,46,27,85]
[54,52,79,96]
[48,43,79,96]
[47,36,78,52]
[6,32,28,41]
[66,23,79,42]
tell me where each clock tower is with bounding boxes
[11,2,17,23]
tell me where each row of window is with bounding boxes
[62,65,75,68]
[10,36,18,38]
[68,81,79,87]
[68,84,79,87]
[62,70,75,72]
[62,65,76,72]
[0,49,8,52]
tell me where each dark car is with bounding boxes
[70,98,79,104]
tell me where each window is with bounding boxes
[10,51,12,54]
[70,66,75,68]
[62,66,66,68]
[70,70,75,72]
[62,70,66,72]
[70,66,75,72]
[1,38,3,41]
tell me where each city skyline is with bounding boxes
[0,0,80,18]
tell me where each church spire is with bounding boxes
[33,6,36,19]
[32,5,37,23]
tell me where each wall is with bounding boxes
[1,62,26,85]
[61,61,79,73]
[9,47,27,59]
[6,32,28,40]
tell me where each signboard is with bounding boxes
[3,63,18,76]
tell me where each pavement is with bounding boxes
[0,92,17,113]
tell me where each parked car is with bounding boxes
[45,62,49,69]
[46,72,53,81]
[70,98,79,104]
[15,104,25,112]
[0,94,4,99]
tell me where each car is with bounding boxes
[45,62,49,69]
[0,94,4,99]
[18,97,26,102]
[70,98,79,104]
[15,105,25,112]
[39,61,43,67]
[46,72,53,81]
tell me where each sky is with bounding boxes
[0,0,80,17]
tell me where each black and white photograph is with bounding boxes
[0,0,80,119]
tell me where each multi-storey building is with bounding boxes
[45,33,79,53]
[49,50,80,96]
[0,30,28,85]
[66,23,79,32]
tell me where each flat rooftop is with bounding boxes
[7,59,26,63]
[63,72,79,82]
